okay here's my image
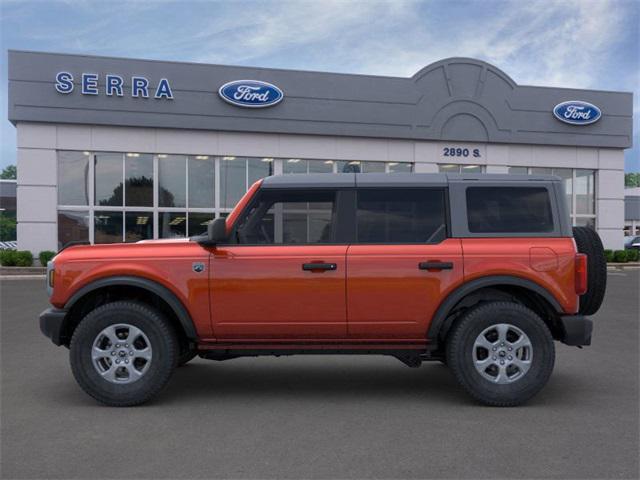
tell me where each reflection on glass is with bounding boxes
[337,161,363,173]
[461,165,483,173]
[95,153,123,206]
[309,160,333,173]
[248,158,273,185]
[530,167,553,175]
[125,212,153,242]
[159,155,186,207]
[283,158,307,174]
[553,168,573,214]
[159,212,186,238]
[361,162,385,173]
[575,169,595,214]
[438,164,460,173]
[125,154,153,207]
[508,166,528,175]
[58,151,89,205]
[57,210,89,249]
[220,157,246,208]
[94,211,123,243]
[188,212,215,237]
[188,156,215,208]
[388,162,412,173]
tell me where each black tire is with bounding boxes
[446,302,555,407]
[70,301,178,407]
[573,226,607,315]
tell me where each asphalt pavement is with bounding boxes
[1,272,638,479]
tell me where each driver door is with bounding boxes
[209,188,349,340]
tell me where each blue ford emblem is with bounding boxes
[553,101,601,125]
[218,80,284,108]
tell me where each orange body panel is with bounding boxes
[461,238,579,314]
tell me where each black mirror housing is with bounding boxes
[207,217,227,244]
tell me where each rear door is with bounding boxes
[346,187,464,340]
[210,188,349,339]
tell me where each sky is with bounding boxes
[1,0,638,172]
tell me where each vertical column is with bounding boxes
[596,149,625,249]
[16,123,58,255]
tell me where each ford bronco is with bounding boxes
[39,173,606,406]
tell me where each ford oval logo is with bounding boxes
[553,100,601,125]
[218,80,283,108]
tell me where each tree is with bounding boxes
[1,165,16,179]
[625,173,640,188]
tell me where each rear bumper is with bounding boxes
[39,308,68,346]
[558,315,593,346]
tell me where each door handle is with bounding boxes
[419,261,453,271]
[302,263,337,271]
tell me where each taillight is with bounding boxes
[575,254,588,295]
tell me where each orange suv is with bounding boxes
[39,173,606,406]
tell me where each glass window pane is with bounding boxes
[575,169,595,214]
[125,212,153,242]
[553,168,573,214]
[188,212,215,236]
[95,153,123,207]
[438,164,460,173]
[309,160,334,173]
[337,161,362,173]
[249,158,273,184]
[58,151,89,205]
[94,211,122,243]
[356,189,447,243]
[57,210,89,249]
[530,167,553,175]
[159,212,187,238]
[158,155,186,207]
[220,157,246,208]
[508,166,528,175]
[125,153,153,207]
[467,187,554,233]
[283,158,307,174]
[188,156,215,208]
[236,190,336,244]
[461,165,483,173]
[575,217,595,229]
[361,161,386,173]
[388,162,413,173]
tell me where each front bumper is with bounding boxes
[558,315,593,346]
[39,308,68,346]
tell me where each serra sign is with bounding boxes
[55,72,174,99]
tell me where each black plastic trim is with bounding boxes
[427,275,564,342]
[39,307,68,346]
[558,315,593,346]
[65,276,198,340]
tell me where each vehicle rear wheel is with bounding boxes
[70,301,178,407]
[446,301,555,407]
[573,226,607,315]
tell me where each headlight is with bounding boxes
[46,261,55,297]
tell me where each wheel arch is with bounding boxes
[61,276,197,347]
[428,275,563,345]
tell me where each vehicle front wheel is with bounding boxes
[446,301,555,407]
[70,301,178,407]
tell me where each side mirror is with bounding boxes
[207,217,227,244]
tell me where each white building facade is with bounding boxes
[8,51,633,252]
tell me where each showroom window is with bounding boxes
[438,164,485,173]
[507,167,596,228]
[56,152,413,247]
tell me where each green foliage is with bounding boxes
[0,165,16,179]
[0,215,17,241]
[625,172,640,188]
[0,250,34,267]
[626,249,639,262]
[604,249,614,262]
[38,250,56,266]
[613,250,628,263]
[0,249,17,266]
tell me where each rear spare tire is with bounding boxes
[573,226,607,315]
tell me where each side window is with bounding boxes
[234,190,337,244]
[466,187,554,233]
[356,188,447,243]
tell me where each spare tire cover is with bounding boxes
[572,226,607,316]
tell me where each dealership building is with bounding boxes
[7,50,633,252]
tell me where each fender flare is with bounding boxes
[65,275,197,340]
[427,275,563,342]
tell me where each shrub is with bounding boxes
[0,249,17,266]
[38,250,56,266]
[604,249,614,263]
[613,250,628,263]
[626,249,639,262]
[14,250,34,267]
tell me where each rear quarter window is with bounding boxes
[466,187,554,233]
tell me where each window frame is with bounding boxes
[352,187,450,245]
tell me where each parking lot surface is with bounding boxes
[1,272,639,479]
